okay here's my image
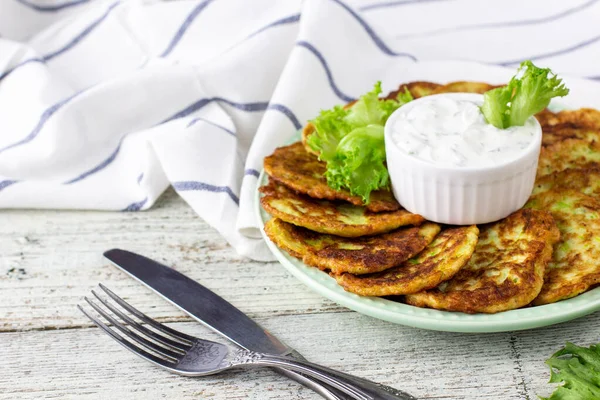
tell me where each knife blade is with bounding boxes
[104,249,351,400]
[103,248,292,356]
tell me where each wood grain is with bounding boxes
[0,189,344,332]
[0,314,565,400]
[1,188,600,399]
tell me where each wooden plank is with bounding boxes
[0,189,345,332]
[0,312,548,400]
[2,187,600,399]
[509,315,600,399]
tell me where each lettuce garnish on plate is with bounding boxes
[541,342,600,399]
[307,82,412,203]
[481,60,569,129]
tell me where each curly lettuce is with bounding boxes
[541,342,600,400]
[481,61,569,129]
[307,82,412,203]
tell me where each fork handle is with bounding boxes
[275,368,353,400]
[254,354,416,400]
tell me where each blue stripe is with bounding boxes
[296,41,355,103]
[392,0,599,39]
[137,173,144,184]
[245,13,300,41]
[42,1,120,62]
[172,181,239,205]
[4,95,297,184]
[267,104,302,130]
[330,0,417,60]
[244,168,260,178]
[164,97,300,129]
[0,90,83,156]
[164,98,213,122]
[16,0,91,12]
[163,97,268,123]
[359,0,450,12]
[187,117,236,136]
[0,1,119,81]
[217,98,270,112]
[0,180,18,192]
[498,34,600,66]
[57,97,292,186]
[0,58,45,82]
[122,197,148,211]
[160,0,216,57]
[64,140,122,184]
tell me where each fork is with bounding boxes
[79,285,416,400]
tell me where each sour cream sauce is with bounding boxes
[390,96,537,168]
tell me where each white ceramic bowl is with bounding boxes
[384,93,543,225]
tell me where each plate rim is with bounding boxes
[255,168,600,333]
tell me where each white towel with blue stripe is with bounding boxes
[1,0,599,261]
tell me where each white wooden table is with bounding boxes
[1,188,598,399]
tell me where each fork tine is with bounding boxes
[78,305,175,368]
[92,290,189,354]
[99,284,195,344]
[85,297,181,362]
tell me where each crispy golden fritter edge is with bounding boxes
[537,138,600,177]
[259,181,424,237]
[533,167,600,200]
[432,81,499,94]
[334,225,479,296]
[264,142,400,212]
[526,190,600,305]
[538,108,600,130]
[541,123,600,147]
[405,209,559,314]
[264,218,441,275]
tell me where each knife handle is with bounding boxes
[275,367,354,400]
[255,354,417,400]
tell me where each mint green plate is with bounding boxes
[256,170,600,333]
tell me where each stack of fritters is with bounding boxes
[527,107,600,305]
[261,81,600,314]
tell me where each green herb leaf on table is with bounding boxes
[307,81,412,203]
[481,60,569,129]
[541,342,600,400]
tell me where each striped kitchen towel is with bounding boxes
[1,0,599,261]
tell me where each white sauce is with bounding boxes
[390,96,537,168]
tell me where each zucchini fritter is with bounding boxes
[433,81,497,94]
[533,167,600,200]
[386,81,441,99]
[541,124,600,147]
[406,209,559,313]
[526,190,600,305]
[537,108,600,130]
[264,218,440,275]
[334,225,478,296]
[536,109,559,127]
[259,181,423,237]
[264,142,399,212]
[537,138,600,177]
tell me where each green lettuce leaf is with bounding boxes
[308,105,351,161]
[325,125,389,200]
[481,61,569,129]
[307,81,412,202]
[480,82,514,130]
[540,342,600,400]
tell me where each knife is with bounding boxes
[103,249,350,400]
[104,249,416,400]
